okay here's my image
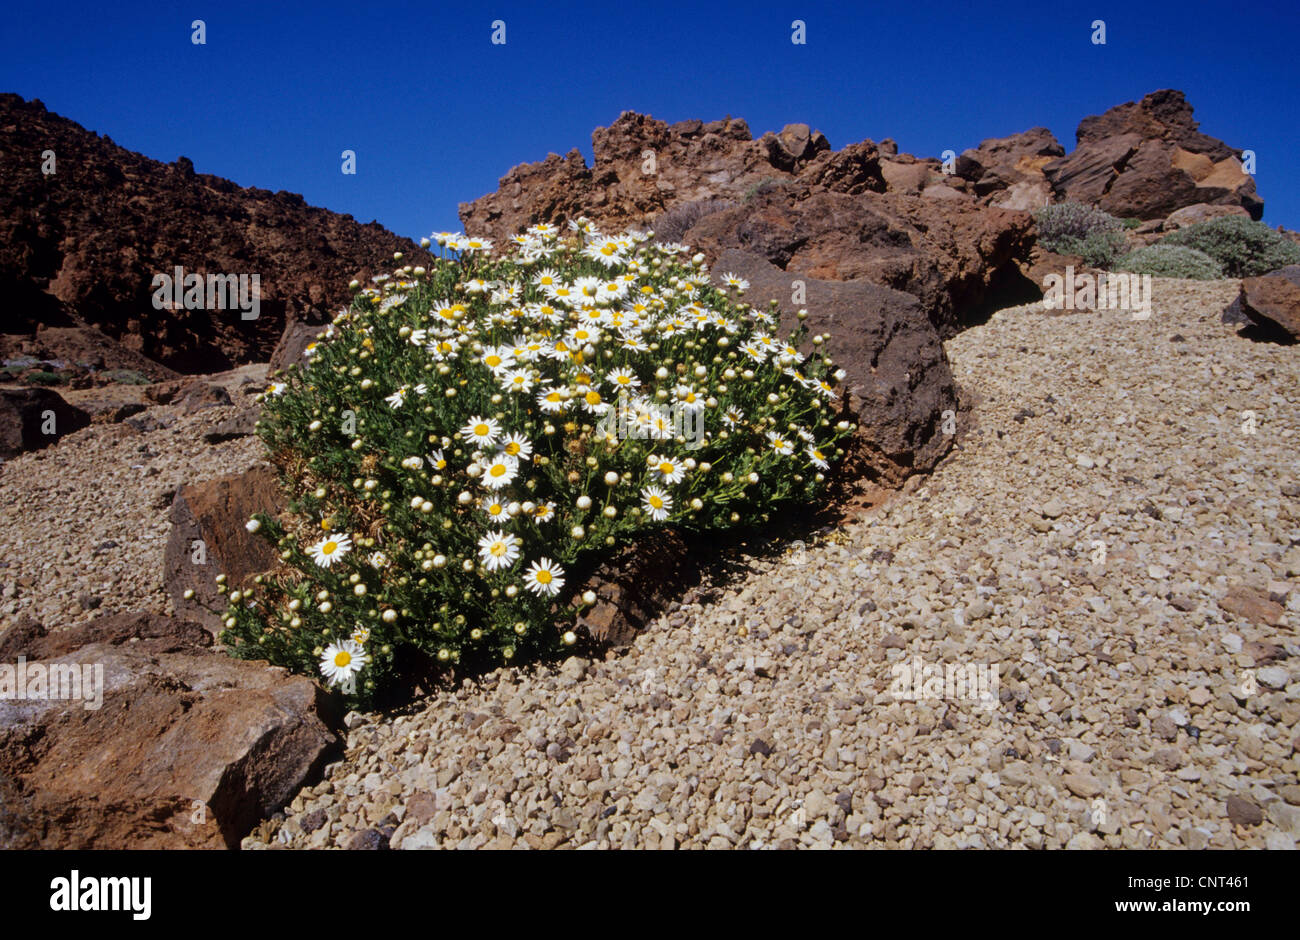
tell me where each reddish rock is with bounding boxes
[710,249,956,484]
[683,189,1038,336]
[1218,584,1287,627]
[1044,90,1261,220]
[0,93,417,373]
[0,611,339,849]
[572,529,699,648]
[1163,202,1250,231]
[0,386,91,458]
[163,466,284,631]
[1239,265,1300,342]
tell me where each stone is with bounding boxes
[163,466,285,632]
[707,248,957,485]
[1219,585,1286,627]
[1239,265,1300,342]
[0,612,339,849]
[0,387,91,458]
[1164,203,1250,230]
[1044,90,1261,220]
[1225,795,1263,828]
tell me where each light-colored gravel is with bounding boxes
[6,282,1298,850]
[0,367,266,630]
[239,277,1299,850]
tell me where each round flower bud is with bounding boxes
[691,498,704,510]
[562,631,577,646]
[582,590,597,606]
[183,588,195,600]
[433,554,447,568]
[603,505,617,518]
[571,525,585,540]
[319,601,332,614]
[748,472,759,484]
[457,491,473,505]
[462,559,475,572]
[225,617,237,629]
[604,471,619,485]
[421,501,434,513]
[505,585,518,598]
[576,495,592,510]
[348,279,360,290]
[308,420,322,431]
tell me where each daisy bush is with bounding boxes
[219,221,854,705]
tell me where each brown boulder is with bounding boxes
[1163,203,1250,231]
[1238,266,1300,342]
[956,127,1064,208]
[0,611,339,849]
[0,386,91,458]
[573,529,699,648]
[684,189,1038,336]
[164,466,284,631]
[711,249,956,484]
[1044,90,1262,220]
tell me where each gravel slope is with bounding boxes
[3,283,1296,850]
[241,278,1300,850]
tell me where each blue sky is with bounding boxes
[4,0,1297,239]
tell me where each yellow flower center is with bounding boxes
[474,423,489,437]
[659,463,673,475]
[505,442,520,455]
[490,464,507,477]
[333,651,351,667]
[322,541,338,554]
[586,391,601,406]
[490,542,506,556]
[650,495,664,509]
[536,569,552,584]
[486,355,501,367]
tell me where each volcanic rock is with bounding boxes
[1044,90,1261,220]
[1238,265,1300,342]
[0,611,339,849]
[0,93,418,373]
[163,466,284,631]
[0,386,91,458]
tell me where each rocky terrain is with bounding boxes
[235,278,1290,849]
[0,93,419,374]
[1,89,1296,849]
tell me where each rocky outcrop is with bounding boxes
[0,93,418,374]
[460,111,1037,338]
[163,466,284,631]
[682,189,1038,336]
[955,127,1064,211]
[1044,90,1261,221]
[0,386,91,458]
[1238,266,1300,342]
[459,111,885,242]
[0,611,340,848]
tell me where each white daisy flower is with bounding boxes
[500,369,534,394]
[532,502,556,523]
[641,485,673,521]
[477,529,521,571]
[807,445,830,470]
[460,416,501,446]
[308,533,352,568]
[766,432,795,456]
[649,454,686,485]
[523,557,566,596]
[480,454,520,489]
[320,639,369,687]
[499,432,533,460]
[481,497,509,522]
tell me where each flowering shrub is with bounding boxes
[1159,216,1300,278]
[1115,244,1224,280]
[1033,201,1126,266]
[219,222,854,705]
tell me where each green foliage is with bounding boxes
[219,223,854,707]
[1121,217,1142,230]
[742,178,789,203]
[23,370,65,386]
[1033,202,1126,264]
[102,369,151,385]
[1159,216,1300,278]
[1072,229,1128,268]
[1115,244,1225,280]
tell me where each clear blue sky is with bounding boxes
[4,0,1297,240]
